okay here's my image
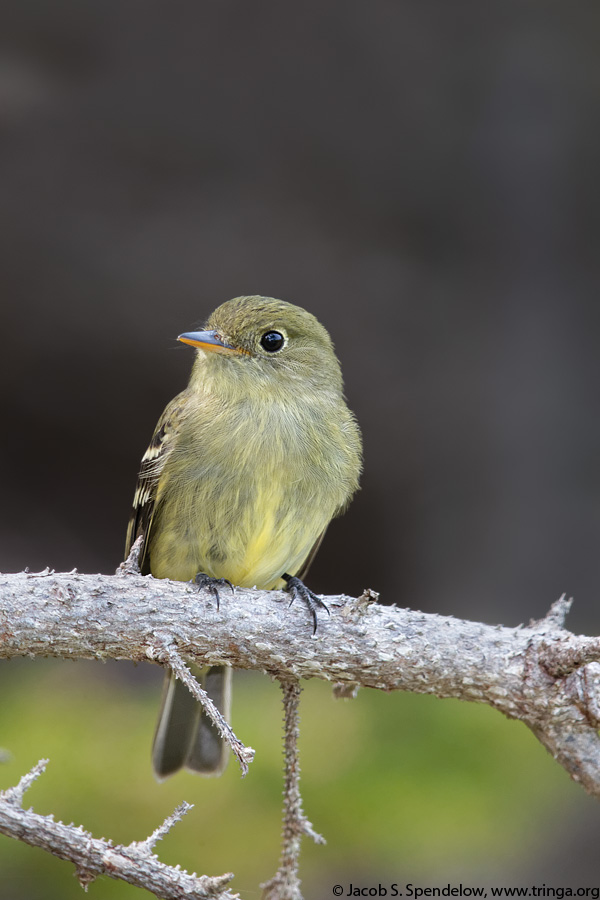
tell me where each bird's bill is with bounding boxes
[177,330,244,355]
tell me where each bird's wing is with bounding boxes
[124,392,188,574]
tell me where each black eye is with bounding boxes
[260,331,285,352]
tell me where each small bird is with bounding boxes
[125,295,362,778]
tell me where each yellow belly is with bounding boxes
[145,388,359,589]
[148,471,330,590]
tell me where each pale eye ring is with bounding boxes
[260,331,285,352]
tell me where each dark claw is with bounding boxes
[193,572,234,609]
[282,573,329,634]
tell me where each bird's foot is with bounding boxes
[193,572,234,609]
[282,573,329,634]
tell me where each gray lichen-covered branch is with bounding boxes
[262,679,326,900]
[0,760,238,900]
[1,566,600,802]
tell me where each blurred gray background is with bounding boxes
[1,0,600,892]
[3,1,599,630]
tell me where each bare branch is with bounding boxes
[129,801,193,854]
[1,757,49,805]
[0,760,238,900]
[262,680,325,900]
[1,570,600,799]
[158,642,255,775]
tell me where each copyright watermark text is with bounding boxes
[331,885,600,899]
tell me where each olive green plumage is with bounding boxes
[125,295,362,778]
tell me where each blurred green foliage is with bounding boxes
[0,657,579,899]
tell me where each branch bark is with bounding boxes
[0,760,237,900]
[2,566,600,898]
[262,680,325,900]
[1,569,600,796]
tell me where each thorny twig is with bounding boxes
[0,760,238,900]
[262,680,325,900]
[158,642,255,775]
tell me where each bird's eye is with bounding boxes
[260,331,285,352]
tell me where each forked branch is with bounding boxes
[0,760,237,900]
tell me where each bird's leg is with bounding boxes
[282,573,329,634]
[193,573,234,610]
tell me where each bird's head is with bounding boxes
[180,296,344,397]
